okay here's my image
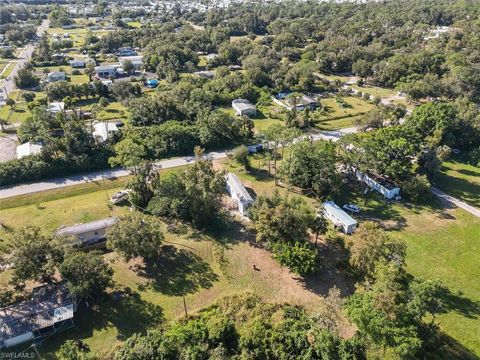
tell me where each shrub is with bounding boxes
[400,174,432,203]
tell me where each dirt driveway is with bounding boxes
[0,133,17,162]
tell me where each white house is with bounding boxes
[47,71,66,82]
[0,283,76,349]
[56,217,118,247]
[322,201,357,234]
[16,142,43,159]
[93,122,119,141]
[232,99,257,117]
[70,59,85,68]
[226,173,254,216]
[355,170,400,199]
[46,101,65,114]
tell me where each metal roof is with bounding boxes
[56,217,118,237]
[322,201,357,227]
[227,173,253,203]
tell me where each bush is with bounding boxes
[71,69,81,75]
[468,147,480,168]
[271,241,319,275]
[400,174,432,203]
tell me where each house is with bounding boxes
[0,283,76,349]
[93,122,119,141]
[226,173,254,216]
[118,55,143,70]
[16,142,43,159]
[322,201,357,234]
[287,94,319,111]
[56,217,118,247]
[47,71,66,83]
[46,102,65,114]
[232,99,257,117]
[117,47,137,57]
[70,59,85,68]
[95,64,119,78]
[355,170,400,200]
[194,70,215,79]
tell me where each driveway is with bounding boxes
[431,186,480,218]
[0,133,17,162]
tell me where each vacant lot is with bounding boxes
[434,157,480,208]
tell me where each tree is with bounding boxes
[230,145,250,170]
[21,91,35,103]
[249,191,315,244]
[107,213,164,261]
[13,66,39,89]
[271,241,318,275]
[147,147,226,228]
[6,97,15,109]
[85,63,96,82]
[10,226,61,285]
[59,250,113,299]
[0,117,10,131]
[280,140,339,199]
[123,59,135,74]
[311,212,328,246]
[127,161,161,208]
[58,340,96,360]
[109,138,146,172]
[345,221,406,279]
[262,124,284,184]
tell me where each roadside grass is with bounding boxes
[433,157,480,208]
[0,61,16,79]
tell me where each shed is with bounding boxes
[322,201,357,234]
[0,283,76,349]
[70,59,85,68]
[93,122,119,142]
[46,101,65,114]
[56,217,118,247]
[232,99,257,117]
[226,173,254,216]
[47,71,66,82]
[16,142,43,159]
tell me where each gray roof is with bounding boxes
[227,173,253,203]
[95,64,119,71]
[232,99,256,111]
[56,217,118,236]
[322,201,357,227]
[0,283,74,341]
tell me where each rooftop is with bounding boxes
[322,201,357,226]
[227,173,253,203]
[56,217,118,237]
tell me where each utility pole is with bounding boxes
[183,296,188,318]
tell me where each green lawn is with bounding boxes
[433,157,480,208]
[314,96,374,130]
[0,61,16,79]
[351,84,397,99]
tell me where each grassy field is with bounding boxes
[314,96,374,130]
[433,157,480,208]
[0,61,16,79]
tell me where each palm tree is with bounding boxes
[312,211,328,246]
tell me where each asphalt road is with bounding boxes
[0,127,356,199]
[0,19,49,105]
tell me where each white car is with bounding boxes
[343,204,360,213]
[110,190,131,205]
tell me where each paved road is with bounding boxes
[431,186,480,218]
[0,19,49,105]
[0,127,356,199]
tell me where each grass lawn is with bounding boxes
[433,157,480,208]
[351,84,397,98]
[314,96,374,130]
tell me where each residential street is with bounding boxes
[0,19,49,105]
[0,127,356,199]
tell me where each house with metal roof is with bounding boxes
[232,99,257,117]
[0,283,76,349]
[55,217,118,247]
[118,55,143,70]
[322,201,357,234]
[355,170,400,199]
[47,71,66,83]
[95,64,119,78]
[226,173,254,216]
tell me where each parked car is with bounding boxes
[343,204,360,213]
[247,144,263,154]
[110,190,131,205]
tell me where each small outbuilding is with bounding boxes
[322,201,357,234]
[0,283,76,349]
[232,99,257,117]
[46,101,65,114]
[16,142,43,159]
[55,217,118,247]
[226,173,254,216]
